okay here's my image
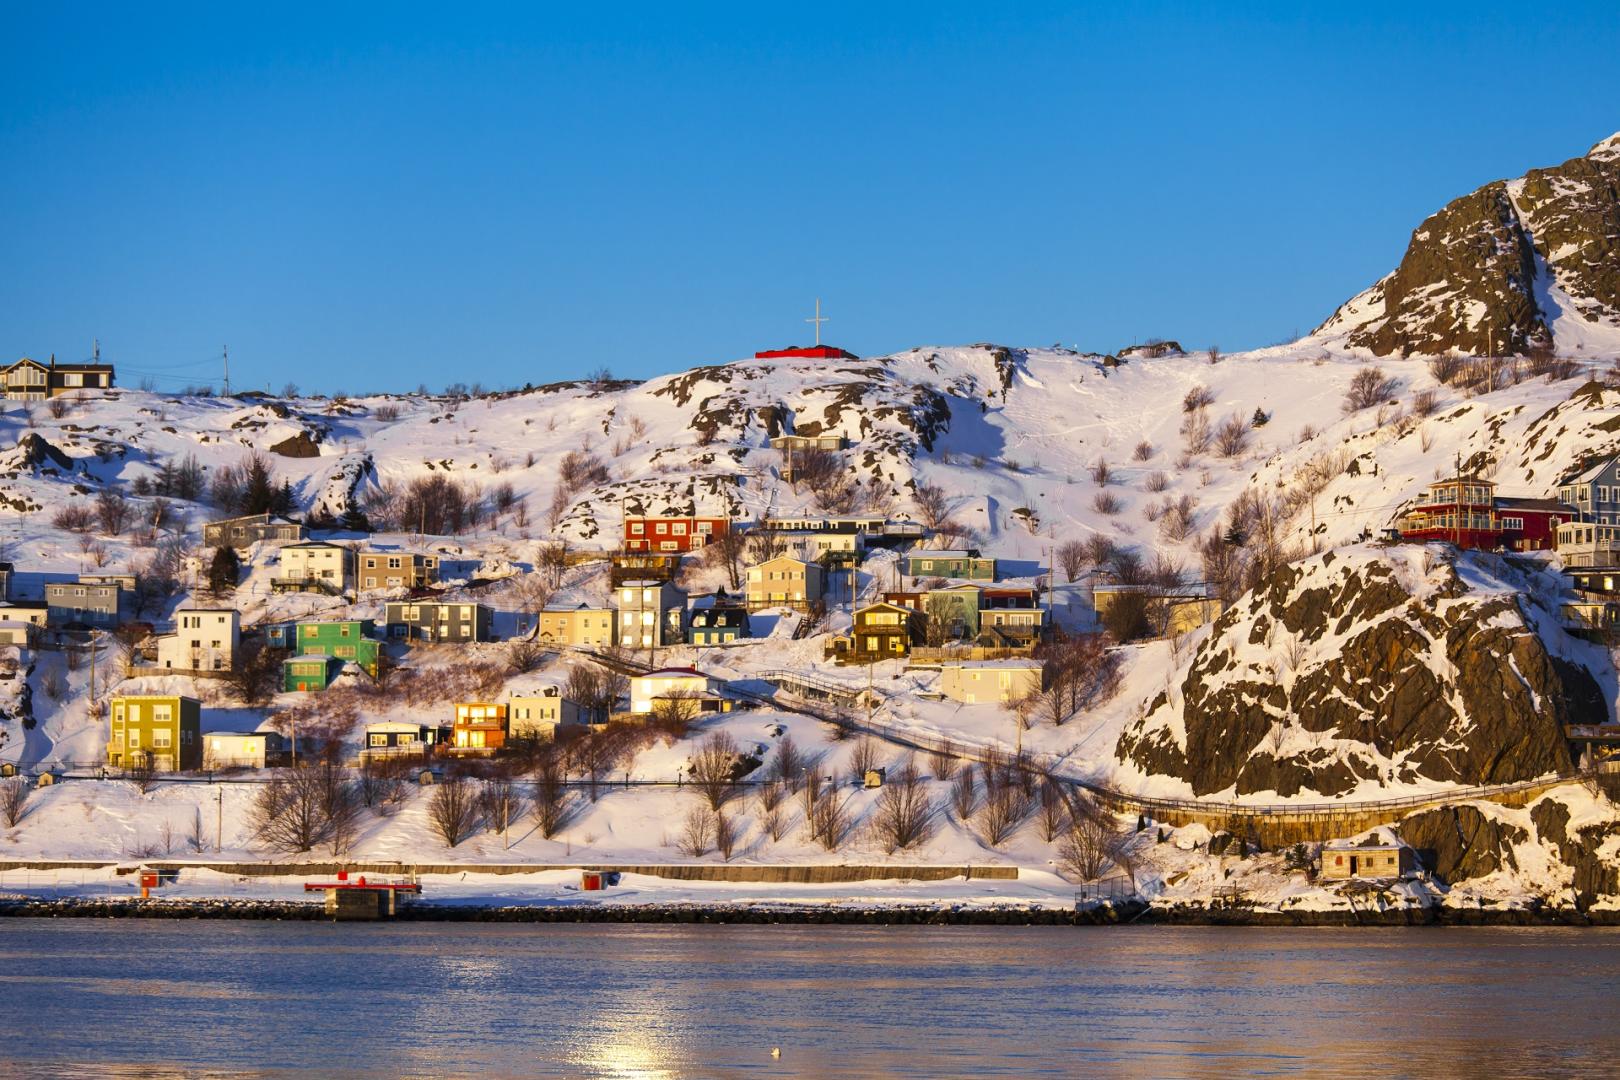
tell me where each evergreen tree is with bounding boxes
[209,545,240,593]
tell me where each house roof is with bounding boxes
[283,540,347,550]
[1568,457,1620,485]
[637,666,709,678]
[1495,496,1574,513]
[856,600,918,615]
[909,549,983,560]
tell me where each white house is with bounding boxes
[155,608,240,672]
[277,541,355,593]
[629,667,721,714]
[0,620,35,648]
[937,660,1042,705]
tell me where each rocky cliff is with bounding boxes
[1115,545,1606,799]
[1317,132,1620,356]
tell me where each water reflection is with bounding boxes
[1,923,1618,1078]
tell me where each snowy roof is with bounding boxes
[909,549,982,560]
[637,666,709,678]
[1569,456,1620,484]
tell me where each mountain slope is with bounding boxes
[1316,132,1620,358]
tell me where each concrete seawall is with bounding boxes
[0,860,1018,884]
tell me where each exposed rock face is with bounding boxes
[1318,132,1620,356]
[1396,804,1526,881]
[269,431,322,458]
[2,433,75,475]
[1115,546,1600,798]
[1529,796,1620,904]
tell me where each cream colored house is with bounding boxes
[629,667,722,714]
[155,608,240,672]
[616,580,685,649]
[203,730,287,770]
[277,542,355,593]
[776,530,861,562]
[745,555,824,611]
[0,621,35,648]
[539,604,617,648]
[937,660,1042,705]
[509,685,585,740]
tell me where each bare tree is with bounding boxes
[702,525,749,591]
[650,688,704,737]
[1056,540,1087,583]
[713,810,738,860]
[756,780,788,842]
[1214,413,1250,458]
[0,778,28,827]
[478,778,525,841]
[688,732,742,810]
[977,758,1034,847]
[1057,791,1118,881]
[871,756,936,853]
[128,751,157,794]
[848,735,881,784]
[807,786,853,852]
[913,483,952,530]
[770,733,807,791]
[1036,777,1068,842]
[428,775,480,847]
[928,738,960,782]
[532,753,572,838]
[249,765,358,854]
[537,541,569,587]
[358,756,409,812]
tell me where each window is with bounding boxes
[152,729,172,749]
[153,705,172,723]
[655,522,667,534]
[631,523,644,535]
[128,729,141,748]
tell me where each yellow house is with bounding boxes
[745,555,824,611]
[509,686,584,740]
[108,695,202,772]
[538,604,617,648]
[937,661,1042,705]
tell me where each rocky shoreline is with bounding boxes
[1,897,1614,927]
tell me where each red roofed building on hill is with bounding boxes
[1396,477,1572,552]
[755,299,858,360]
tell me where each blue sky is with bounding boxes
[2,3,1617,394]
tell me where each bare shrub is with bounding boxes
[1132,440,1153,462]
[1427,355,1463,385]
[499,639,546,676]
[558,450,610,493]
[1090,459,1112,485]
[53,504,95,533]
[373,402,402,422]
[187,805,207,853]
[428,775,480,847]
[1092,491,1122,515]
[1411,388,1438,417]
[1343,366,1399,412]
[1180,409,1211,455]
[929,738,960,781]
[1182,385,1215,412]
[677,805,712,857]
[949,767,977,821]
[1214,414,1250,458]
[127,751,157,794]
[1144,471,1170,493]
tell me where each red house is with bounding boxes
[1396,478,1572,552]
[754,345,859,360]
[623,515,732,553]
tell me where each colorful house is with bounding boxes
[283,654,341,693]
[362,721,446,758]
[358,551,440,591]
[937,660,1043,705]
[904,548,997,581]
[622,515,732,553]
[291,619,382,677]
[616,580,686,648]
[107,695,202,772]
[828,601,924,664]
[1397,477,1572,552]
[2,355,115,400]
[687,601,749,646]
[538,604,618,648]
[744,555,824,611]
[451,702,509,753]
[508,686,585,741]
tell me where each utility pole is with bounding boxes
[216,785,223,853]
[87,632,96,731]
[221,345,230,397]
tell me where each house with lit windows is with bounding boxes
[450,702,509,753]
[1397,477,1571,552]
[615,580,685,648]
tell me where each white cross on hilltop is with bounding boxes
[805,298,829,346]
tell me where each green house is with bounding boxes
[284,654,341,693]
[293,619,381,677]
[905,548,997,581]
